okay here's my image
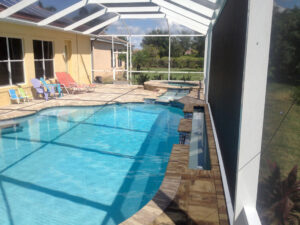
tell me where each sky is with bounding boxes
[104,0,300,49]
[105,18,198,49]
[275,0,300,8]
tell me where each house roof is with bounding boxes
[0,0,226,37]
[92,36,128,46]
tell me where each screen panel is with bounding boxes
[208,0,249,204]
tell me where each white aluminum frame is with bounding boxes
[161,7,208,34]
[92,34,204,83]
[169,0,214,18]
[234,0,273,224]
[152,0,211,26]
[83,15,120,34]
[0,0,220,37]
[64,9,107,31]
[120,14,165,19]
[107,6,160,13]
[90,0,150,3]
[38,0,89,26]
[0,0,38,19]
[0,1,277,225]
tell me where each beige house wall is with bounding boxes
[0,21,92,107]
[92,41,126,83]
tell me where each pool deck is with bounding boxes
[0,84,158,121]
[0,84,228,225]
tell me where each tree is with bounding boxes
[170,37,185,57]
[132,45,160,68]
[141,29,169,57]
[191,36,205,57]
[269,7,300,83]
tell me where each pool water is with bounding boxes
[0,103,183,225]
[167,82,197,87]
[157,89,190,102]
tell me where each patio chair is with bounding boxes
[40,77,63,97]
[31,78,53,101]
[8,89,24,104]
[56,72,96,94]
[18,87,33,102]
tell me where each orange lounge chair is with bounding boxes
[56,72,96,94]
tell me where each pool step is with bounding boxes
[0,122,22,134]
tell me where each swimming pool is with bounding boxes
[0,103,183,225]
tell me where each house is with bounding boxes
[0,21,93,107]
[91,36,127,83]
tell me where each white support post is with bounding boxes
[167,19,171,81]
[38,0,87,26]
[162,8,208,35]
[152,0,211,26]
[120,14,165,19]
[234,0,273,223]
[169,0,215,18]
[0,0,38,18]
[112,36,116,81]
[129,35,132,84]
[90,0,150,3]
[204,27,212,102]
[126,40,129,81]
[64,9,107,31]
[107,6,159,13]
[168,35,171,81]
[83,16,120,35]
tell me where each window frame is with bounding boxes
[33,40,55,80]
[0,37,25,87]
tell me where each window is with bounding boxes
[33,40,54,79]
[0,37,24,86]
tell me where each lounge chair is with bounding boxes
[56,72,96,94]
[31,78,53,101]
[40,77,63,97]
[8,89,24,104]
[18,88,33,102]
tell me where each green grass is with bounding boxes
[101,67,204,84]
[259,81,300,179]
[131,67,203,83]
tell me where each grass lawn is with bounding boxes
[259,80,300,179]
[131,67,203,83]
[102,67,203,84]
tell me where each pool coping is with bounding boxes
[122,103,229,225]
[144,80,202,91]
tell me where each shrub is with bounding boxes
[257,163,300,225]
[181,74,191,81]
[135,73,149,85]
[170,75,177,80]
[153,74,163,80]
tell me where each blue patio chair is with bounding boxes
[8,89,24,104]
[40,77,63,97]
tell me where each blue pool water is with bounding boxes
[0,103,183,225]
[157,88,190,102]
[167,82,197,87]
